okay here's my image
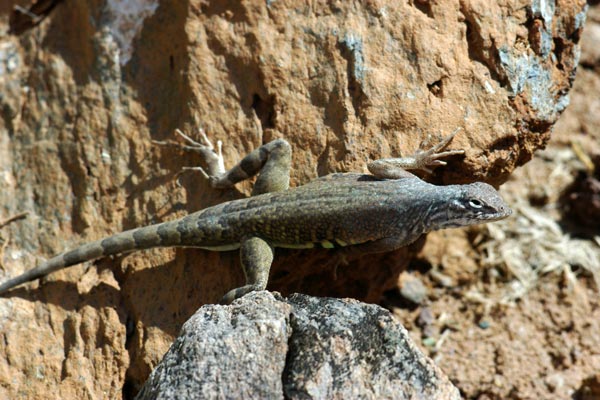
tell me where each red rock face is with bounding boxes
[0,0,586,398]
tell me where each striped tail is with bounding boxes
[0,221,175,295]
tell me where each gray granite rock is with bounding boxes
[136,292,459,400]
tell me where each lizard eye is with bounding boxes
[469,199,483,208]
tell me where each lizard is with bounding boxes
[0,128,511,303]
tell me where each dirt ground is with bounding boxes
[390,4,600,399]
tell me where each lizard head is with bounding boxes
[436,182,512,228]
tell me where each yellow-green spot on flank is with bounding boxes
[320,240,335,249]
[335,239,348,247]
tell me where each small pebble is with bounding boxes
[398,272,428,305]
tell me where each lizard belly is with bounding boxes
[273,237,369,250]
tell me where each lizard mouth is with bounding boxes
[485,206,513,221]
[481,208,513,224]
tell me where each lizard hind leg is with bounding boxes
[210,137,292,196]
[219,236,274,304]
[154,128,292,196]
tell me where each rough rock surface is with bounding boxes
[0,0,586,398]
[136,291,460,400]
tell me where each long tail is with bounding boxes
[0,220,180,295]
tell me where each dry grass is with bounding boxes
[464,144,600,307]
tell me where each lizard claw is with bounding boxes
[186,128,226,174]
[411,128,465,172]
[367,128,465,179]
[181,166,210,179]
[154,128,227,178]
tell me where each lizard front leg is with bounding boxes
[367,128,465,179]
